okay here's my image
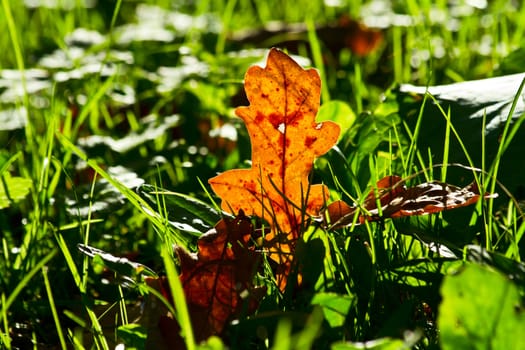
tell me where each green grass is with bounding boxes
[1,0,525,349]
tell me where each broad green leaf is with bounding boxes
[137,183,221,236]
[398,73,525,195]
[354,112,401,158]
[387,258,454,287]
[464,244,525,285]
[438,263,525,350]
[0,175,32,209]
[496,47,525,75]
[78,244,157,282]
[342,100,406,189]
[317,100,356,139]
[66,165,144,217]
[311,292,354,328]
[77,114,181,153]
[117,323,147,350]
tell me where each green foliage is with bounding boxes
[438,263,525,350]
[0,174,32,209]
[317,101,357,141]
[117,324,147,350]
[311,292,355,328]
[1,0,525,349]
[137,184,222,238]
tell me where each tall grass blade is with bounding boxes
[161,244,196,350]
[54,231,109,350]
[441,108,451,182]
[1,293,11,349]
[306,17,330,103]
[42,266,67,350]
[0,249,57,317]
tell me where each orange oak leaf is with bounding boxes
[208,48,340,290]
[327,175,498,228]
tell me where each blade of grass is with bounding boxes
[440,107,451,182]
[426,94,477,172]
[1,0,27,105]
[325,232,353,295]
[215,0,237,55]
[70,74,116,143]
[0,152,22,176]
[67,327,87,350]
[392,26,403,84]
[486,77,525,248]
[507,220,525,260]
[81,174,98,292]
[353,61,364,113]
[401,120,430,180]
[117,284,128,326]
[161,244,196,350]
[4,0,46,273]
[366,156,378,266]
[54,231,109,350]
[294,307,324,349]
[403,91,430,173]
[468,110,489,243]
[306,17,330,103]
[1,293,11,349]
[42,266,67,350]
[0,248,57,318]
[272,318,292,350]
[63,310,88,329]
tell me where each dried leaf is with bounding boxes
[229,16,383,57]
[327,175,498,228]
[176,211,264,341]
[209,48,340,289]
[339,15,383,57]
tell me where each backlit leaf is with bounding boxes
[0,175,33,209]
[208,48,340,289]
[311,292,354,328]
[317,100,356,139]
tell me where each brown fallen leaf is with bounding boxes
[209,48,340,290]
[229,16,383,58]
[145,211,265,347]
[176,211,265,339]
[327,175,498,228]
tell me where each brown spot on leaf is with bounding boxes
[305,136,317,148]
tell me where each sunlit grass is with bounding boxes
[1,0,524,348]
